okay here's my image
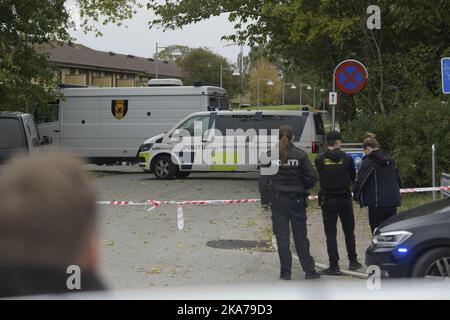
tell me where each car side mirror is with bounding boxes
[41,136,53,145]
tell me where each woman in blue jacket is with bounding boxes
[353,133,402,233]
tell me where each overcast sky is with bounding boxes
[68,2,250,64]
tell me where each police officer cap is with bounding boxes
[326,130,342,142]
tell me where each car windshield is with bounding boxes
[0,118,25,149]
[176,115,209,136]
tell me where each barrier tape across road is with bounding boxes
[96,185,450,231]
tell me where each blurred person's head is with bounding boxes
[362,132,380,155]
[0,152,99,272]
[326,130,342,149]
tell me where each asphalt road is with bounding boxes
[89,165,368,290]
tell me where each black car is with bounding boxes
[366,198,450,278]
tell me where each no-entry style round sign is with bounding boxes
[335,60,368,94]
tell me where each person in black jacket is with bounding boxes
[353,133,402,233]
[260,125,320,280]
[315,131,363,275]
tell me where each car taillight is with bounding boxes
[311,141,319,154]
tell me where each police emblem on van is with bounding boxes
[111,100,128,120]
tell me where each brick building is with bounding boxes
[42,43,182,87]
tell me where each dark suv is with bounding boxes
[0,112,52,163]
[366,198,450,278]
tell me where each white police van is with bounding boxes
[137,110,326,179]
[36,83,229,164]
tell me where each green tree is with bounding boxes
[249,58,281,106]
[342,96,450,187]
[154,45,191,63]
[177,47,241,97]
[0,0,141,111]
[148,0,450,118]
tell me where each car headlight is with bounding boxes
[372,231,413,248]
[139,143,153,152]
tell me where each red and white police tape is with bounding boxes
[96,185,450,231]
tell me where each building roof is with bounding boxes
[40,43,182,78]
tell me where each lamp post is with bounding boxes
[223,43,245,107]
[307,85,316,109]
[298,83,309,106]
[319,88,326,111]
[220,65,240,88]
[282,82,297,105]
[257,78,274,107]
[155,42,182,79]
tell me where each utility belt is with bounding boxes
[271,189,309,208]
[265,177,307,205]
[318,189,351,206]
[275,190,306,199]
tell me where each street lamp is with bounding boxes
[298,83,310,106]
[220,65,240,88]
[307,85,316,109]
[319,88,326,111]
[155,42,182,79]
[282,82,297,105]
[257,79,274,108]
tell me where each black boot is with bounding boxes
[304,271,321,280]
[319,265,343,276]
[279,273,291,280]
[348,260,363,271]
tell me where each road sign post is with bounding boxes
[332,59,368,130]
[442,57,450,94]
[329,92,337,130]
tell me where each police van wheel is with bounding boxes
[153,156,177,180]
[176,171,191,179]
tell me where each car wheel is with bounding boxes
[176,171,191,179]
[153,155,177,180]
[411,247,450,278]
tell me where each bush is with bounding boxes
[342,96,450,187]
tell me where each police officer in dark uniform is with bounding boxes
[260,125,320,280]
[315,130,362,275]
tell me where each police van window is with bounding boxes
[284,115,305,140]
[214,115,234,135]
[177,115,209,136]
[0,118,25,149]
[219,98,229,110]
[209,97,219,110]
[233,114,256,131]
[313,113,325,135]
[256,115,303,139]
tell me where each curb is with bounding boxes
[271,235,368,279]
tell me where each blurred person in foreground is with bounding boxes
[0,153,105,298]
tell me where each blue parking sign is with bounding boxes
[442,58,450,94]
[346,151,365,172]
